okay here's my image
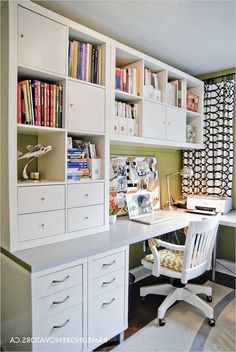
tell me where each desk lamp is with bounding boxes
[163,166,193,210]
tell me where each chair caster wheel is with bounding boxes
[206,295,213,303]
[208,318,215,327]
[159,318,166,326]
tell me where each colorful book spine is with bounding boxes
[17,83,22,124]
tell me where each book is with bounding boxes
[17,83,22,124]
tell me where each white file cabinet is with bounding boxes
[87,247,129,351]
[1,254,87,352]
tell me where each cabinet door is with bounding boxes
[68,80,105,133]
[142,100,166,139]
[166,107,186,142]
[18,7,67,75]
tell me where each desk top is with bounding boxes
[1,210,235,273]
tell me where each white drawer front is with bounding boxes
[68,204,104,232]
[18,185,65,214]
[36,305,83,351]
[89,286,125,347]
[38,284,82,320]
[90,251,125,279]
[35,265,82,298]
[67,183,104,208]
[91,268,124,297]
[18,210,65,241]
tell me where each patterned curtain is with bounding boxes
[182,76,234,197]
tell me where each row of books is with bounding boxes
[115,67,139,95]
[17,80,63,128]
[67,148,89,180]
[115,101,138,119]
[167,80,184,108]
[68,40,103,84]
[144,68,159,89]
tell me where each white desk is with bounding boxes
[2,209,235,273]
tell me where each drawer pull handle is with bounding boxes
[52,295,70,305]
[102,298,115,307]
[102,278,116,286]
[102,260,116,268]
[53,318,70,329]
[52,275,70,284]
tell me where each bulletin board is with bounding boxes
[109,155,160,216]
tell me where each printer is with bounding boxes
[187,195,232,215]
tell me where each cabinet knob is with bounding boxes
[101,298,115,308]
[168,122,171,125]
[20,34,24,38]
[84,193,89,197]
[52,275,70,284]
[41,223,45,227]
[41,197,45,201]
[52,295,70,305]
[53,318,70,330]
[70,103,74,107]
[84,216,89,220]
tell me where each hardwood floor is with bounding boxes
[96,271,235,351]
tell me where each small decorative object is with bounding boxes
[109,208,117,224]
[186,125,196,143]
[187,92,199,112]
[17,144,52,180]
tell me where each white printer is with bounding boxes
[187,195,232,215]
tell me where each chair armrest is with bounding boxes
[155,240,186,252]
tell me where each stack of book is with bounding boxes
[17,80,63,128]
[115,101,138,119]
[115,67,138,95]
[67,148,90,181]
[144,68,159,89]
[167,80,183,108]
[68,40,103,84]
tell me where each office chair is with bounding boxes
[140,216,219,327]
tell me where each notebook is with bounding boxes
[126,192,173,225]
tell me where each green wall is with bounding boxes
[112,67,235,269]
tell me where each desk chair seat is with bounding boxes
[140,217,219,327]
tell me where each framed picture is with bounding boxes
[110,155,160,215]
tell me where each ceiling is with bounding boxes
[33,0,236,76]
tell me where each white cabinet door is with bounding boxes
[68,80,105,133]
[142,100,166,139]
[166,107,186,142]
[18,6,67,75]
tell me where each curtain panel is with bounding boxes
[182,76,234,197]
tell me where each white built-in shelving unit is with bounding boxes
[110,41,204,149]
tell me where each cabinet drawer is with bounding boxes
[90,251,125,279]
[67,183,104,208]
[37,305,83,351]
[68,204,104,232]
[38,284,82,320]
[90,286,125,345]
[18,7,67,75]
[18,185,65,214]
[142,100,166,139]
[166,107,186,141]
[35,265,82,298]
[68,80,105,133]
[18,210,65,241]
[91,268,124,297]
